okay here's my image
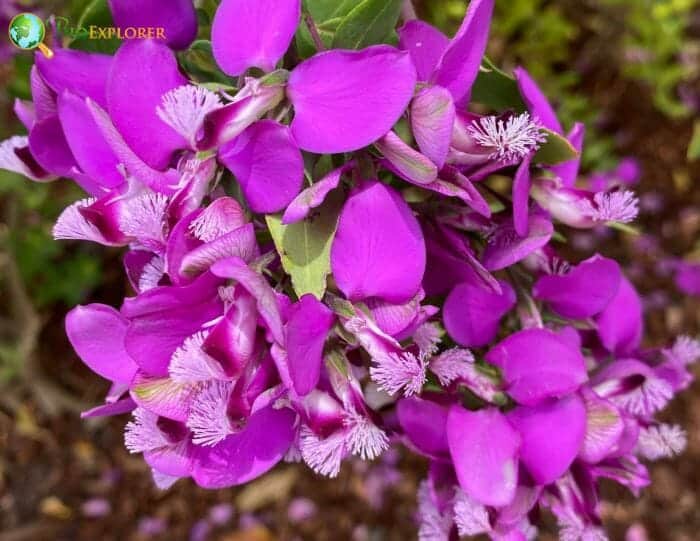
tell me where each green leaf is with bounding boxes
[265,193,342,300]
[533,128,578,165]
[688,121,700,162]
[295,16,342,58]
[471,58,527,112]
[303,0,357,22]
[179,40,233,84]
[332,0,403,50]
[69,0,121,54]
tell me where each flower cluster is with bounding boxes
[2,0,697,539]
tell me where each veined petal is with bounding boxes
[180,223,259,277]
[107,40,187,170]
[433,0,495,104]
[131,372,197,422]
[65,304,137,384]
[211,257,284,345]
[447,406,520,507]
[0,135,52,182]
[30,66,57,122]
[108,0,197,50]
[331,181,426,303]
[579,390,625,464]
[212,0,301,76]
[411,85,455,168]
[282,163,352,224]
[485,329,588,406]
[219,120,303,214]
[507,395,587,485]
[533,255,622,319]
[377,131,438,185]
[397,20,449,81]
[286,295,334,396]
[288,46,417,153]
[192,405,296,488]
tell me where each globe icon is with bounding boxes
[8,13,46,51]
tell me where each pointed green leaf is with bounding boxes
[331,0,403,50]
[533,128,578,165]
[303,0,357,22]
[68,0,121,54]
[265,193,342,300]
[471,58,527,112]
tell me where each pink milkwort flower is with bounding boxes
[531,177,640,229]
[466,112,547,164]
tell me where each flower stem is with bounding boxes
[304,12,325,52]
[401,0,417,21]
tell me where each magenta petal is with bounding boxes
[512,157,532,237]
[131,372,196,422]
[286,295,334,396]
[28,115,77,178]
[514,67,563,134]
[81,397,136,419]
[376,131,438,185]
[30,66,57,122]
[58,91,124,192]
[107,40,187,170]
[444,280,516,348]
[397,397,450,459]
[411,86,455,168]
[482,215,553,271]
[486,329,588,406]
[551,122,585,187]
[36,49,112,108]
[288,46,417,153]
[507,394,586,485]
[534,255,622,319]
[108,0,197,50]
[219,120,303,214]
[331,181,426,303]
[192,405,296,488]
[122,274,223,377]
[433,0,494,104]
[87,99,180,194]
[180,223,259,277]
[211,257,284,345]
[282,163,351,224]
[447,406,520,507]
[212,0,300,75]
[65,304,137,384]
[579,390,625,464]
[398,20,449,81]
[595,276,643,356]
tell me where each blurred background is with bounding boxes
[1,0,699,539]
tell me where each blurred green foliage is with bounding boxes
[421,0,699,167]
